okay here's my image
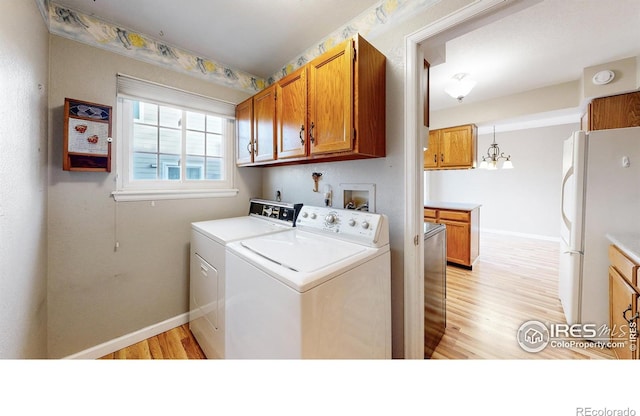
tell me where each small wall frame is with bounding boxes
[63,98,112,172]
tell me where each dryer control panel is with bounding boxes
[296,206,389,247]
[248,199,303,226]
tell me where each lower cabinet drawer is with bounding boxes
[424,208,437,219]
[439,210,470,222]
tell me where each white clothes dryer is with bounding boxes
[189,199,302,358]
[225,205,391,359]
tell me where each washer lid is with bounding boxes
[239,230,366,273]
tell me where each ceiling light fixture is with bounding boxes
[444,73,476,103]
[479,126,513,170]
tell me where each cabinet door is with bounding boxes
[235,97,253,165]
[276,67,308,160]
[439,219,470,266]
[308,39,354,155]
[423,129,440,169]
[590,91,640,130]
[440,125,476,168]
[610,266,638,359]
[253,85,276,163]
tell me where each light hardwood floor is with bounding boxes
[102,232,614,359]
[432,232,614,359]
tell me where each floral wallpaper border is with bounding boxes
[41,0,440,93]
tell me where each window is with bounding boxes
[113,74,237,201]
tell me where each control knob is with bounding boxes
[361,221,370,230]
[325,213,337,224]
[310,213,317,219]
[348,219,356,227]
[301,212,308,218]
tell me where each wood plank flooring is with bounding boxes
[99,324,205,359]
[432,232,614,359]
[101,232,614,359]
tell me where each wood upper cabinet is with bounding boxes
[581,91,640,131]
[276,66,308,160]
[235,34,385,167]
[424,124,477,170]
[308,40,354,155]
[235,97,253,166]
[423,130,439,169]
[252,85,276,163]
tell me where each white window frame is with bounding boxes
[112,74,238,202]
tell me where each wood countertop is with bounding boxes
[424,201,482,211]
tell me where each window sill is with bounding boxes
[111,188,239,202]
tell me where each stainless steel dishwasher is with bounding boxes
[424,222,446,358]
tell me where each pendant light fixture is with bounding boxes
[479,126,513,170]
[444,73,477,103]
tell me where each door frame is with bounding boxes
[403,0,507,359]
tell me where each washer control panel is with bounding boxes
[296,206,388,246]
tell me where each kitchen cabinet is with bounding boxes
[424,124,477,170]
[236,33,386,167]
[252,85,277,163]
[581,91,640,131]
[235,97,253,166]
[276,66,307,161]
[424,202,480,269]
[608,243,640,359]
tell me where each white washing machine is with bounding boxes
[225,205,391,359]
[189,199,302,359]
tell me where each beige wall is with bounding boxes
[47,36,262,358]
[429,122,580,239]
[0,0,49,358]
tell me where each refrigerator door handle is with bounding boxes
[563,249,583,255]
[560,165,573,230]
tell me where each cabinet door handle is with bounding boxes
[623,304,639,324]
[246,142,252,155]
[299,124,305,145]
[433,154,437,163]
[441,153,444,162]
[309,122,315,144]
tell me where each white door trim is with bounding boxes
[403,0,508,359]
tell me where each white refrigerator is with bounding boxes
[559,126,640,330]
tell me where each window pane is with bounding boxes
[159,106,181,128]
[186,156,205,180]
[132,152,158,180]
[133,124,158,152]
[186,111,205,131]
[159,154,181,180]
[206,115,222,133]
[136,101,158,124]
[159,127,181,154]
[186,130,205,155]
[206,157,223,180]
[206,133,222,157]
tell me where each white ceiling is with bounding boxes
[52,0,640,113]
[425,0,640,111]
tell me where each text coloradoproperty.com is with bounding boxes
[576,408,636,416]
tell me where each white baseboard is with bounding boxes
[481,228,561,242]
[63,313,190,359]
